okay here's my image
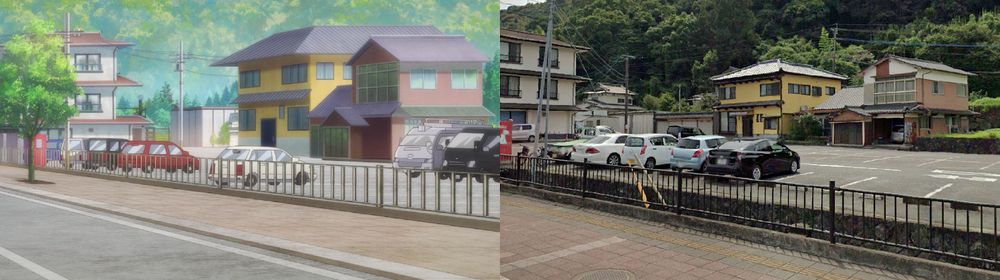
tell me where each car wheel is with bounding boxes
[244,173,259,187]
[142,164,154,174]
[750,165,763,180]
[607,154,621,166]
[527,135,535,142]
[698,161,708,173]
[644,158,655,169]
[294,171,310,186]
[789,161,799,174]
[409,171,423,178]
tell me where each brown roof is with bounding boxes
[58,32,133,47]
[500,29,589,51]
[70,115,151,125]
[76,76,142,87]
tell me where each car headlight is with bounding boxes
[467,160,476,168]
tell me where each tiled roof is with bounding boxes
[500,29,589,50]
[232,89,310,105]
[69,115,151,124]
[308,85,403,126]
[881,55,976,76]
[714,100,784,109]
[814,86,863,110]
[347,35,488,65]
[399,106,493,117]
[859,102,919,114]
[584,83,634,95]
[711,59,848,82]
[76,75,142,87]
[59,32,132,47]
[212,26,442,67]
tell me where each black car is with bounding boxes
[704,139,799,180]
[665,125,705,139]
[439,127,500,182]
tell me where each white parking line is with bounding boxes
[801,163,901,172]
[917,158,952,167]
[775,172,814,182]
[924,184,954,198]
[932,170,1000,178]
[862,156,904,163]
[840,177,877,188]
[0,245,69,280]
[981,161,1000,170]
[927,174,997,182]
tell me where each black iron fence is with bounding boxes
[0,148,499,218]
[500,155,999,270]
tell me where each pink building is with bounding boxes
[308,35,491,160]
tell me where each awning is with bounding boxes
[233,89,310,105]
[399,106,494,117]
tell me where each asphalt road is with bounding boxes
[0,190,388,280]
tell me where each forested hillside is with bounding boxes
[502,0,1000,110]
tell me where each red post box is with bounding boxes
[32,133,47,168]
[500,120,513,156]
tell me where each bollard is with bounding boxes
[829,180,837,244]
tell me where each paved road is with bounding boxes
[0,190,388,280]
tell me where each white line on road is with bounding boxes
[924,184,954,198]
[0,245,69,280]
[775,172,814,182]
[840,177,877,188]
[917,158,952,167]
[862,156,904,163]
[927,174,997,182]
[932,170,1000,178]
[0,190,369,280]
[502,236,625,272]
[802,163,901,172]
[981,161,1000,171]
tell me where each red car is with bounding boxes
[117,141,200,173]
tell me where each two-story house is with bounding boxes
[813,56,976,146]
[307,35,491,160]
[499,29,589,139]
[212,26,442,156]
[575,83,640,129]
[711,59,847,138]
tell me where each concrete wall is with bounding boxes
[171,108,238,147]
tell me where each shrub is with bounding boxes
[787,113,824,141]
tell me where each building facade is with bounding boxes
[170,106,238,147]
[212,26,442,156]
[711,60,847,138]
[575,83,642,130]
[500,29,589,139]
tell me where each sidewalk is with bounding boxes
[0,166,499,279]
[501,194,920,280]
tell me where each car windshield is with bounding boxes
[625,137,644,147]
[123,145,145,154]
[400,135,434,146]
[585,136,610,144]
[676,139,700,149]
[448,132,485,149]
[218,148,250,160]
[718,140,761,151]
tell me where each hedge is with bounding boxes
[914,137,1000,154]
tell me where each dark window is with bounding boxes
[357,62,400,103]
[287,106,308,131]
[614,136,629,144]
[75,93,101,112]
[500,75,521,97]
[316,62,334,80]
[826,87,836,95]
[727,115,737,132]
[239,70,260,88]
[281,63,308,84]
[764,117,779,130]
[537,79,558,100]
[74,54,101,72]
[789,84,798,94]
[500,111,527,123]
[760,82,780,96]
[239,109,256,131]
[537,47,560,68]
[811,86,822,96]
[717,87,736,100]
[500,41,522,63]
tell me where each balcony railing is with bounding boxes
[537,58,560,68]
[77,103,102,113]
[500,89,522,98]
[874,91,916,104]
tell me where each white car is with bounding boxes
[208,146,314,187]
[891,124,905,143]
[621,134,678,169]
[511,124,536,142]
[569,133,630,165]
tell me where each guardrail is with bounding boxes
[500,154,999,270]
[0,148,499,219]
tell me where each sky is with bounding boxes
[501,0,538,9]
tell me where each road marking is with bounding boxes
[927,174,997,182]
[801,163,901,172]
[502,236,625,272]
[981,161,1000,170]
[932,170,1000,178]
[917,158,952,167]
[774,172,814,182]
[0,245,69,280]
[0,190,370,280]
[862,156,904,163]
[924,184,954,198]
[840,177,877,188]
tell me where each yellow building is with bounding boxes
[710,60,847,138]
[212,26,442,155]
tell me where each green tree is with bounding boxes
[483,51,500,123]
[0,19,81,182]
[117,96,134,116]
[217,121,231,145]
[787,114,824,141]
[144,83,175,128]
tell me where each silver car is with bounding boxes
[669,135,727,172]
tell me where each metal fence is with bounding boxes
[501,155,999,270]
[0,148,499,218]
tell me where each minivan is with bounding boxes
[440,127,500,182]
[394,126,462,176]
[511,124,536,142]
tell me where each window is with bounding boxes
[276,151,292,162]
[798,85,809,95]
[239,70,260,88]
[874,79,916,104]
[537,79,558,99]
[500,75,521,97]
[88,140,107,151]
[75,94,101,112]
[124,144,145,154]
[826,87,836,96]
[957,84,968,97]
[788,84,798,94]
[617,98,626,104]
[357,62,400,103]
[932,81,944,95]
[287,106,308,131]
[149,144,167,155]
[410,68,437,89]
[451,69,477,89]
[239,109,256,131]
[316,62,334,80]
[251,150,274,161]
[764,117,779,130]
[919,115,930,130]
[74,54,101,72]
[717,87,736,100]
[281,63,308,84]
[499,111,527,123]
[811,86,821,96]
[343,64,352,80]
[946,115,959,133]
[500,41,521,63]
[537,47,560,68]
[760,82,780,96]
[168,145,182,156]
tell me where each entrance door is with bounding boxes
[323,127,349,158]
[742,115,753,137]
[261,119,277,147]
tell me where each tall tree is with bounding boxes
[144,83,175,128]
[0,19,81,182]
[483,50,500,124]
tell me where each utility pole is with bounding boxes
[622,55,635,133]
[175,41,186,146]
[62,13,73,167]
[533,0,555,155]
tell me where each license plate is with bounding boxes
[627,159,636,165]
[717,158,727,165]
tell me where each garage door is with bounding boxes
[834,123,862,145]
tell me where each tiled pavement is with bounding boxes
[0,166,500,279]
[501,194,922,280]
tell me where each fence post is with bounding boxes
[675,168,683,214]
[376,165,384,208]
[829,180,837,244]
[581,158,589,199]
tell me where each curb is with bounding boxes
[501,182,1000,280]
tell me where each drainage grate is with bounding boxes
[573,269,636,280]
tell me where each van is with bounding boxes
[511,124,535,142]
[394,126,462,175]
[440,127,500,182]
